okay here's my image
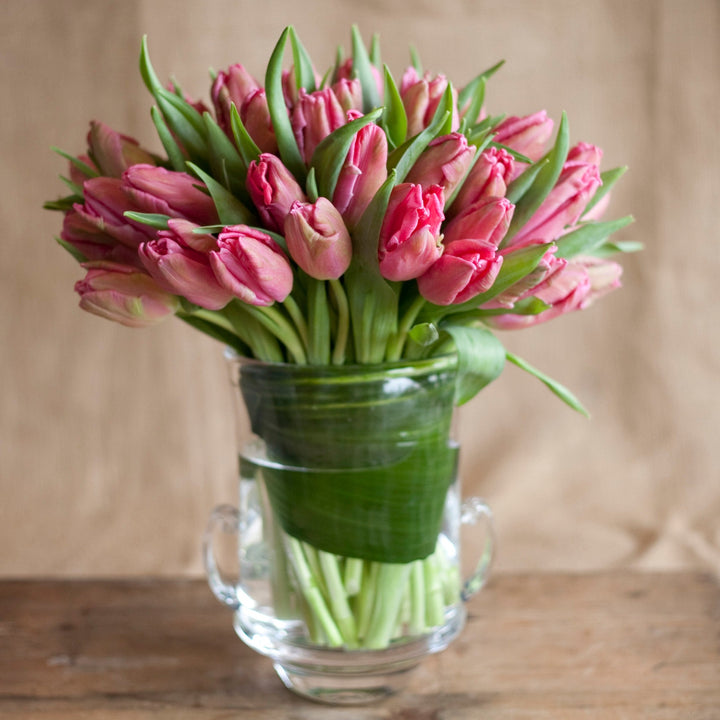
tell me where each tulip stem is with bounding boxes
[245,304,308,364]
[282,296,309,353]
[224,302,284,362]
[386,294,427,361]
[329,279,349,365]
[306,279,331,365]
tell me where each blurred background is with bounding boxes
[1,0,717,577]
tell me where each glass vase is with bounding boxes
[203,352,494,704]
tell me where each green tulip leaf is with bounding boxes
[150,106,187,172]
[202,112,248,198]
[44,195,81,212]
[55,236,88,263]
[51,147,100,179]
[229,103,262,167]
[409,44,423,74]
[186,162,255,225]
[369,34,382,68]
[123,211,171,229]
[591,239,644,258]
[305,166,319,202]
[555,216,635,259]
[381,64,407,150]
[489,142,532,165]
[505,157,548,204]
[507,351,589,417]
[155,91,208,161]
[458,76,486,129]
[289,27,317,93]
[441,324,506,405]
[351,25,381,113]
[311,107,383,200]
[266,27,306,182]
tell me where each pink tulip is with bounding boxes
[122,165,219,226]
[450,146,514,215]
[210,225,293,306]
[510,161,601,247]
[378,183,444,281]
[61,208,141,266]
[86,120,156,178]
[405,133,476,200]
[240,89,278,154]
[418,238,503,305]
[291,87,347,163]
[74,261,179,328]
[490,252,622,328]
[139,220,232,310]
[78,177,155,248]
[494,111,554,164]
[247,153,307,232]
[211,63,261,134]
[333,110,388,228]
[331,78,363,114]
[567,141,602,166]
[335,58,384,99]
[284,198,352,280]
[400,67,459,137]
[443,196,514,248]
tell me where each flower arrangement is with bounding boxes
[46,27,637,652]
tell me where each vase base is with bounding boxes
[273,660,418,705]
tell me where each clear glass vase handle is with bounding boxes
[203,503,241,610]
[460,497,495,601]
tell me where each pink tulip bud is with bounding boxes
[510,161,601,247]
[282,66,324,106]
[485,261,592,329]
[494,111,554,164]
[240,89,278,154]
[247,153,307,232]
[567,141,603,166]
[122,165,219,226]
[443,196,515,248]
[331,78,363,113]
[333,110,388,228]
[400,67,459,137]
[378,183,445,281]
[580,256,623,307]
[291,87,347,163]
[139,220,233,310]
[405,133,476,200]
[79,177,155,248]
[74,261,179,328]
[210,225,293,306]
[450,146,514,215]
[418,238,503,305]
[211,63,261,133]
[61,208,141,266]
[86,121,156,178]
[284,198,352,280]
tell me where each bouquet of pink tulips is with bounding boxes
[47,27,637,650]
[47,25,636,410]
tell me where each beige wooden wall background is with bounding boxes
[1,0,718,577]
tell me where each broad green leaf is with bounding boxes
[351,25,381,113]
[583,165,628,217]
[51,148,99,178]
[150,106,186,171]
[139,35,164,95]
[156,91,208,160]
[442,324,506,405]
[381,64,407,149]
[123,211,170,229]
[555,216,635,259]
[311,108,383,200]
[186,162,255,225]
[56,236,88,263]
[289,27,317,92]
[507,351,589,417]
[229,103,261,166]
[506,157,548,204]
[503,111,569,245]
[265,27,306,182]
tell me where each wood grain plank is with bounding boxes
[1,573,718,718]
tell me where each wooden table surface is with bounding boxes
[1,572,718,719]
